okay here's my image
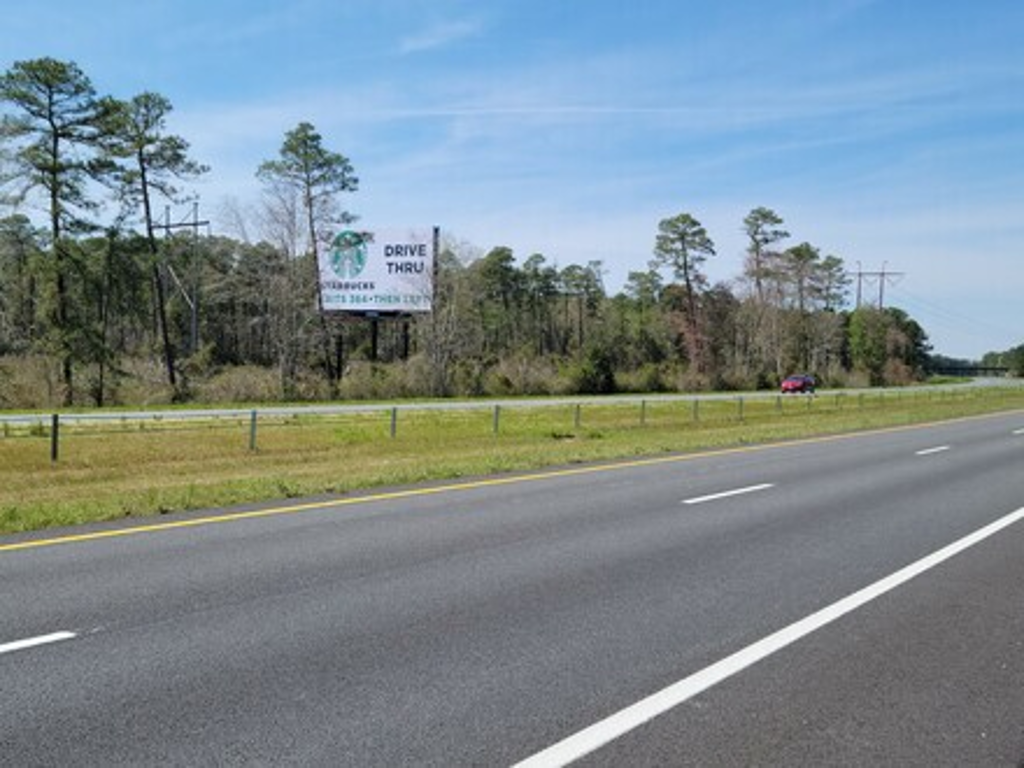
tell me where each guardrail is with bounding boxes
[1,384,1007,463]
[1,383,996,426]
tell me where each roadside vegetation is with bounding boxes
[3,57,1022,414]
[2,385,1023,535]
[3,57,1022,536]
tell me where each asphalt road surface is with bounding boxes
[2,412,1023,766]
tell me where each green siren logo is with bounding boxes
[329,230,369,278]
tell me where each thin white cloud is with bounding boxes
[398,19,482,54]
[11,0,1011,358]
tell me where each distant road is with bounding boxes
[1,377,1018,426]
[3,411,1024,764]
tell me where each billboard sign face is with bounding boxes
[318,228,434,314]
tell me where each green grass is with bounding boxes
[2,386,1024,535]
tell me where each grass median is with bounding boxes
[2,386,1023,535]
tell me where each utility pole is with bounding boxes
[877,262,904,308]
[155,201,210,354]
[852,263,905,308]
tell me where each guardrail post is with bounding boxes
[574,404,581,430]
[493,404,501,435]
[390,407,398,438]
[50,413,60,463]
[692,399,700,423]
[640,399,647,426]
[737,396,745,422]
[249,409,258,451]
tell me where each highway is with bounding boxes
[2,412,1023,765]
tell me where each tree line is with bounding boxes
[0,57,1009,408]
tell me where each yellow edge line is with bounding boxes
[3,409,1021,554]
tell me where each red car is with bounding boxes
[781,375,816,393]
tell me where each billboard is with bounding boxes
[318,228,435,314]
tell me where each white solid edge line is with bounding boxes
[513,506,1024,768]
[0,631,77,656]
[1013,428,1024,435]
[915,446,951,456]
[682,483,774,505]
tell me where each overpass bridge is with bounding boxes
[929,365,1010,377]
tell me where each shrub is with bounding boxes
[883,359,916,387]
[675,366,712,393]
[193,366,281,403]
[450,358,489,398]
[0,355,65,409]
[566,347,617,395]
[485,353,560,396]
[338,361,418,400]
[615,363,669,394]
[109,358,176,406]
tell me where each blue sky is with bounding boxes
[3,0,1022,358]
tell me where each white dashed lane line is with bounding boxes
[915,446,951,456]
[0,631,77,656]
[682,484,775,505]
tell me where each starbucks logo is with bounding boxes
[329,231,368,278]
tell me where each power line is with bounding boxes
[886,284,1012,341]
